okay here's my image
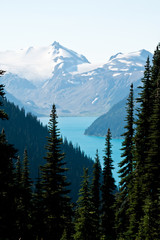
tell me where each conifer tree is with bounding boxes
[115,83,134,238]
[134,57,152,178]
[151,43,160,93]
[138,76,160,239]
[32,169,45,240]
[0,71,8,120]
[20,148,33,240]
[101,128,116,240]
[74,168,95,240]
[0,80,17,239]
[91,150,101,240]
[15,156,24,239]
[41,104,72,240]
[0,129,17,239]
[126,57,153,238]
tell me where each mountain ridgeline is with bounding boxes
[0,42,152,116]
[0,98,94,202]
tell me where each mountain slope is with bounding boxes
[85,88,140,138]
[0,43,153,116]
[0,98,94,202]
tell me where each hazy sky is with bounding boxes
[0,0,160,63]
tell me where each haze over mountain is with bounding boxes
[0,42,152,116]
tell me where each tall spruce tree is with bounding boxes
[0,77,17,239]
[32,169,45,240]
[126,57,153,238]
[20,148,33,240]
[138,76,160,239]
[41,104,72,240]
[0,71,8,120]
[91,150,101,240]
[74,168,95,240]
[151,43,160,93]
[15,156,24,239]
[101,128,116,240]
[115,83,134,239]
[0,129,17,239]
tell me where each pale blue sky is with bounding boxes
[0,0,160,63]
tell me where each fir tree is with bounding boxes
[0,129,17,239]
[74,168,95,240]
[101,128,116,240]
[115,83,134,238]
[15,156,24,239]
[126,57,153,238]
[20,148,33,240]
[91,150,101,240]
[151,43,160,93]
[41,104,72,240]
[32,169,45,240]
[0,71,8,120]
[139,76,160,239]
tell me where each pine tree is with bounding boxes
[0,129,17,239]
[139,76,160,239]
[115,83,134,239]
[74,168,95,240]
[134,57,152,179]
[0,71,8,120]
[32,169,45,240]
[91,150,101,240]
[41,104,72,240]
[15,156,24,239]
[151,43,160,93]
[20,148,33,240]
[101,129,116,240]
[126,57,153,238]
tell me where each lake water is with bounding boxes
[39,116,123,184]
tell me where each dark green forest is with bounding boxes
[0,43,160,240]
[0,96,94,203]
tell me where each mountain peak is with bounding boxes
[52,41,60,48]
[109,52,123,61]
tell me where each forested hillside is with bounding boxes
[85,88,140,138]
[0,97,94,202]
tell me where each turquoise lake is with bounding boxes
[39,116,123,184]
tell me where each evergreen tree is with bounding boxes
[91,149,101,240]
[74,168,95,240]
[138,76,160,239]
[41,104,72,240]
[32,169,45,240]
[101,128,116,240]
[0,80,17,239]
[0,129,17,239]
[151,43,160,93]
[20,148,33,240]
[0,71,8,120]
[126,57,153,238]
[115,83,134,238]
[15,156,24,239]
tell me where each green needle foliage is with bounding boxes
[115,83,134,239]
[91,150,102,240]
[0,71,8,120]
[41,104,72,240]
[74,168,95,240]
[101,128,116,240]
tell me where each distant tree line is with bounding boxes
[0,42,160,240]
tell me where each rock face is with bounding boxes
[0,42,152,116]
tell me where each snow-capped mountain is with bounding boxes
[0,41,89,83]
[0,42,153,116]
